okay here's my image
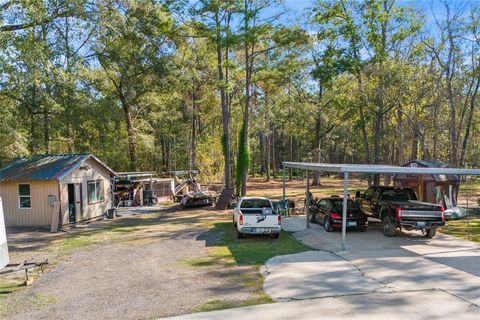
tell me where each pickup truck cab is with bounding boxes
[233,197,281,239]
[356,187,445,238]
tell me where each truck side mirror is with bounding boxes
[355,191,361,198]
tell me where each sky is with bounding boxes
[276,0,480,29]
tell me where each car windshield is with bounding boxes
[240,199,272,209]
[381,189,417,201]
[332,200,360,211]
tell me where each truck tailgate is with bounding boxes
[400,210,443,220]
[240,209,279,228]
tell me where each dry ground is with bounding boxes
[1,207,270,319]
[1,177,478,319]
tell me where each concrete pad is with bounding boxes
[290,217,480,305]
[261,251,385,300]
[164,290,480,320]
[281,216,308,232]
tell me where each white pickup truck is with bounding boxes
[233,197,281,239]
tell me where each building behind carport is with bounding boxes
[394,160,460,206]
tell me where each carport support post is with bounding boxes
[282,166,286,203]
[341,172,349,251]
[306,170,311,229]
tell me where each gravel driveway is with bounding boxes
[2,206,257,319]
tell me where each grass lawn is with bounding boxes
[441,218,480,244]
[184,221,311,312]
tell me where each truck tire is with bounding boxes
[309,214,315,223]
[233,215,236,227]
[425,228,437,238]
[382,217,397,237]
[237,230,244,239]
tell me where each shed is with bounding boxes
[0,154,116,228]
[393,160,460,206]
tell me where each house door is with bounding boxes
[74,184,82,221]
[67,184,76,223]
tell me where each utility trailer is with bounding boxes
[173,170,218,208]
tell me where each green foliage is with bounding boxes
[1,0,480,183]
[236,124,250,194]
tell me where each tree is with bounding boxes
[93,0,176,170]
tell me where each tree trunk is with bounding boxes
[120,99,137,171]
[312,86,323,186]
[259,132,265,174]
[396,108,405,165]
[266,132,271,182]
[215,9,231,189]
[459,77,479,166]
[43,106,50,153]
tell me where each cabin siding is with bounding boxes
[0,180,59,227]
[60,158,112,225]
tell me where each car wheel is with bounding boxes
[382,217,397,237]
[237,230,244,239]
[324,218,333,232]
[233,215,236,227]
[273,233,280,239]
[309,214,315,223]
[425,227,437,238]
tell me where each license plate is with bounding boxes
[417,222,426,227]
[347,222,357,227]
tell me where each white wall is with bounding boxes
[0,197,9,269]
[60,158,112,225]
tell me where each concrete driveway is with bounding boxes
[281,217,480,305]
[165,217,480,319]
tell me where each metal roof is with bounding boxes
[283,162,480,176]
[396,160,459,182]
[0,154,116,182]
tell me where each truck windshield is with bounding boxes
[240,199,272,209]
[381,189,417,201]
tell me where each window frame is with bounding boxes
[87,180,105,205]
[18,183,32,209]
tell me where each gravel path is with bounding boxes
[3,207,256,319]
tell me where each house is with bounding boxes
[393,160,460,205]
[0,154,116,228]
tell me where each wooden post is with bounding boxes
[418,175,424,201]
[50,201,60,233]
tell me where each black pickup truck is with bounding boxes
[356,186,445,238]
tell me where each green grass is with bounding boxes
[0,293,57,317]
[186,221,310,313]
[441,218,480,243]
[193,294,274,313]
[211,222,310,266]
[0,279,24,298]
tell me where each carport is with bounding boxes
[282,162,480,251]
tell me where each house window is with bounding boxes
[18,184,31,209]
[87,180,104,204]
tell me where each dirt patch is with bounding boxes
[1,207,261,319]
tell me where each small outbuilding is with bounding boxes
[0,154,116,228]
[393,160,460,206]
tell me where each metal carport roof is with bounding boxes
[282,162,480,251]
